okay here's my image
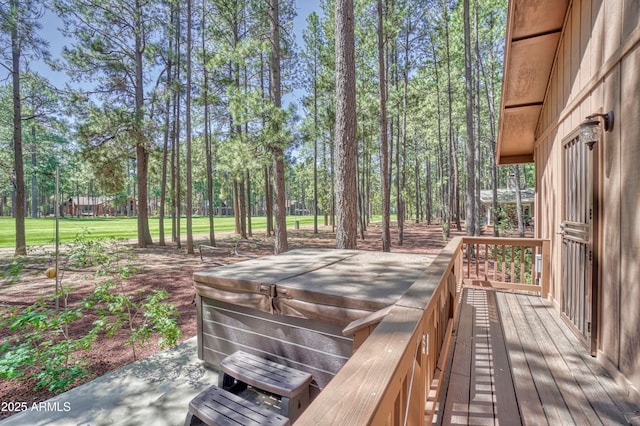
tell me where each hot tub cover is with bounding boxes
[193,249,433,327]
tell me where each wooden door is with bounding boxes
[561,133,598,354]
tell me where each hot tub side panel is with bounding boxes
[198,296,353,394]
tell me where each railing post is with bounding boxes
[541,239,551,299]
[456,241,463,295]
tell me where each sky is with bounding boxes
[38,1,323,92]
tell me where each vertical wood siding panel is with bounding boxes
[619,45,640,390]
[556,40,564,120]
[604,0,623,61]
[553,56,560,122]
[553,121,564,303]
[580,0,592,91]
[591,0,605,78]
[564,18,572,107]
[571,0,581,100]
[622,0,640,41]
[599,66,620,367]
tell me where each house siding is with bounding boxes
[533,0,640,397]
[619,41,640,390]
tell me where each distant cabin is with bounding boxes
[62,196,136,217]
[480,188,534,226]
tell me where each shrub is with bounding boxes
[1,260,25,286]
[0,236,181,394]
[87,282,181,361]
[0,295,95,392]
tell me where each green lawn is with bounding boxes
[0,215,318,249]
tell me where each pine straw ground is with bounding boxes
[0,222,463,420]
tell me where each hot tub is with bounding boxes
[193,248,433,395]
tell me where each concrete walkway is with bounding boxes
[0,337,219,426]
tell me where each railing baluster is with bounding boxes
[500,244,507,282]
[484,244,488,280]
[521,247,526,284]
[531,245,537,287]
[466,242,471,279]
[510,245,515,283]
[493,244,498,281]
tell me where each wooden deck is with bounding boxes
[436,288,640,425]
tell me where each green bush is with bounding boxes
[0,296,95,392]
[1,260,25,286]
[0,236,181,394]
[86,282,181,361]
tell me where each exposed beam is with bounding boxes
[512,28,562,43]
[497,154,534,165]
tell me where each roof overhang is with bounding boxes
[496,0,570,165]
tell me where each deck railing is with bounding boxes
[295,236,550,425]
[462,237,550,297]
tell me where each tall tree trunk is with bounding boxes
[246,170,252,237]
[268,0,288,253]
[159,113,169,246]
[476,7,500,237]
[322,133,327,227]
[330,130,335,231]
[425,157,432,224]
[173,0,182,248]
[400,22,411,237]
[313,43,319,235]
[232,179,240,234]
[10,0,26,255]
[389,20,403,247]
[359,122,368,235]
[414,140,420,224]
[366,148,372,224]
[230,13,245,239]
[174,81,181,248]
[170,85,177,243]
[464,0,476,237]
[358,137,366,240]
[431,41,446,225]
[260,52,273,237]
[134,0,152,247]
[473,0,482,236]
[334,0,358,249]
[377,0,391,252]
[264,166,273,236]
[243,65,251,238]
[30,126,37,218]
[159,14,173,246]
[238,178,247,239]
[185,0,194,253]
[444,1,458,236]
[202,0,215,245]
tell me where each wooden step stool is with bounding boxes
[185,385,290,426]
[219,351,313,421]
[185,351,313,425]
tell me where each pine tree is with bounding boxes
[334,0,358,249]
[0,0,48,255]
[53,0,161,247]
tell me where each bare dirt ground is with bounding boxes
[0,221,463,420]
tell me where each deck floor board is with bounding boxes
[526,294,629,425]
[436,288,639,425]
[442,296,474,424]
[486,291,519,425]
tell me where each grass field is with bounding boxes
[0,215,319,249]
